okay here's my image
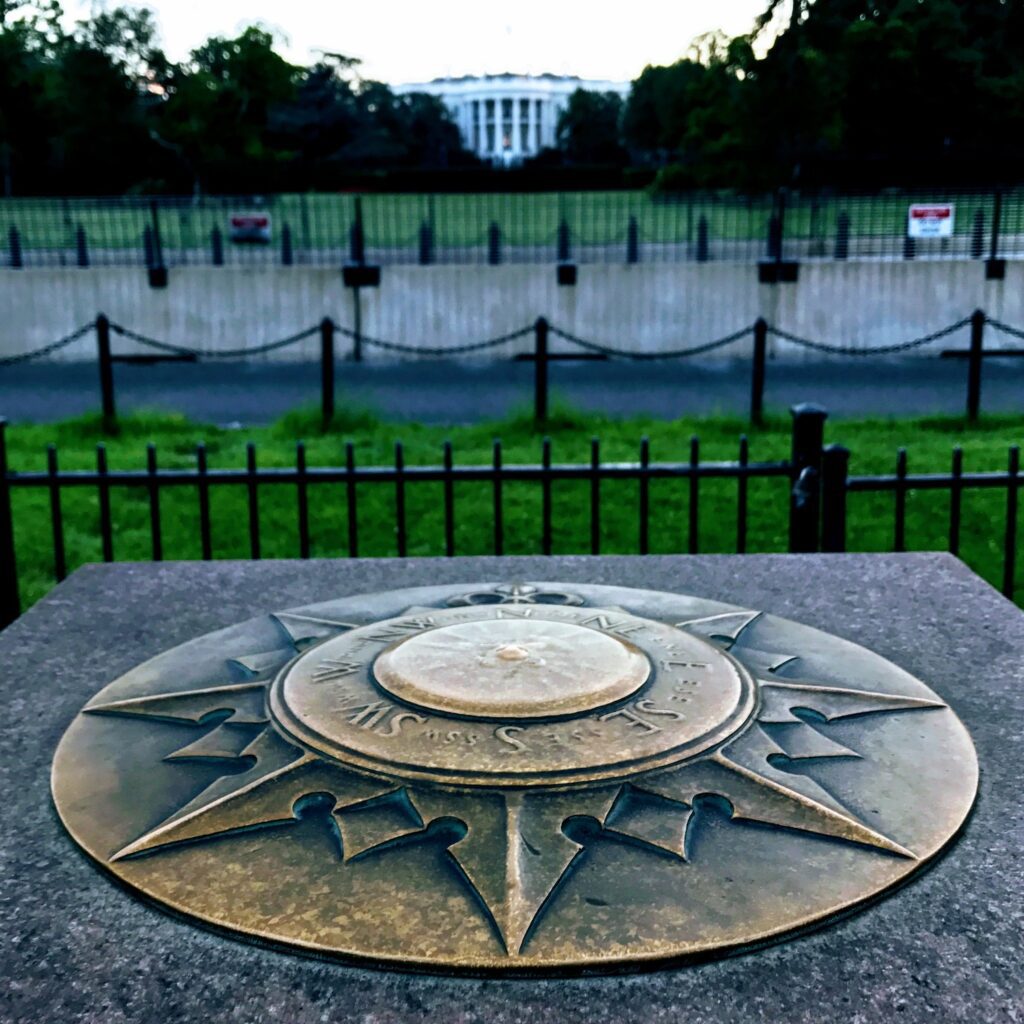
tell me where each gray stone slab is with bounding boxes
[1,554,1021,1023]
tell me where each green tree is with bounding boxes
[556,89,626,165]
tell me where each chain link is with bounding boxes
[333,323,534,356]
[767,316,972,356]
[984,316,1024,343]
[548,323,753,360]
[0,321,95,367]
[109,322,321,358]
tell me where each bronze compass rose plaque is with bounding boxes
[52,582,978,973]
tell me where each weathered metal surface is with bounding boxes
[51,581,978,974]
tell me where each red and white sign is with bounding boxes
[908,204,955,239]
[229,212,272,244]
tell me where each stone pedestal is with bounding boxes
[3,554,1021,1023]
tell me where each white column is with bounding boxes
[527,95,537,156]
[511,94,521,158]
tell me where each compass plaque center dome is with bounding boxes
[374,619,650,718]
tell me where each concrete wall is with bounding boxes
[0,260,1019,362]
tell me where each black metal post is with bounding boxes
[835,211,850,260]
[418,220,434,265]
[626,216,639,264]
[143,225,155,268]
[821,444,850,553]
[320,317,335,427]
[696,216,709,262]
[0,419,20,628]
[211,227,224,266]
[350,196,365,265]
[7,226,22,268]
[149,198,164,268]
[534,317,549,426]
[788,403,828,553]
[990,190,1003,262]
[557,218,571,263]
[96,313,116,426]
[281,223,293,266]
[751,318,767,425]
[967,309,985,422]
[75,224,89,268]
[487,221,501,265]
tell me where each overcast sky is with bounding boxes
[66,0,768,83]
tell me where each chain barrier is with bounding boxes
[766,316,973,356]
[8,312,1024,368]
[108,322,321,358]
[332,323,534,356]
[984,316,1024,343]
[548,323,754,360]
[0,321,95,367]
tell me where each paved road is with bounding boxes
[2,356,1022,426]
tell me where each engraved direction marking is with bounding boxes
[635,699,687,721]
[359,618,436,644]
[578,614,646,638]
[495,607,534,618]
[312,659,364,683]
[495,726,528,752]
[598,707,661,735]
[660,660,709,671]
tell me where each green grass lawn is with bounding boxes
[2,189,1015,255]
[6,405,1023,612]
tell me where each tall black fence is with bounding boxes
[1,187,1019,268]
[0,401,1020,629]
[4,308,1021,427]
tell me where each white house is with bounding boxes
[393,73,630,166]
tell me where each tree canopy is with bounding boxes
[2,0,1023,194]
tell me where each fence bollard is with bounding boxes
[0,419,20,628]
[767,214,782,261]
[211,227,224,266]
[96,313,116,427]
[75,224,89,268]
[990,190,1003,262]
[487,221,502,265]
[902,230,915,261]
[350,197,365,265]
[281,224,293,266]
[835,211,850,260]
[696,215,709,262]
[750,319,768,425]
[788,403,828,553]
[418,220,434,265]
[7,226,22,268]
[626,216,639,264]
[971,210,985,260]
[143,225,156,268]
[534,317,549,426]
[821,444,850,553]
[557,219,571,263]
[967,309,985,422]
[320,317,335,428]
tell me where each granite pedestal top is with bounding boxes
[1,554,1021,1023]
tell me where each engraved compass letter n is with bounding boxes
[52,582,978,972]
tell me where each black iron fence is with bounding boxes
[2,187,1020,268]
[4,308,1022,426]
[0,403,1019,629]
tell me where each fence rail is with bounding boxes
[2,187,1021,269]
[4,308,1021,425]
[1,404,1021,629]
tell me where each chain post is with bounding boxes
[534,316,549,426]
[320,317,335,428]
[75,224,89,268]
[990,190,1003,262]
[821,444,850,552]
[557,219,571,263]
[626,216,639,264]
[487,221,501,265]
[788,403,828,553]
[967,309,985,423]
[751,319,768,425]
[281,223,293,266]
[211,226,224,266]
[8,226,22,268]
[96,314,116,427]
[350,196,365,265]
[0,418,19,629]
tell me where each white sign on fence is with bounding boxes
[907,204,955,239]
[228,212,272,244]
